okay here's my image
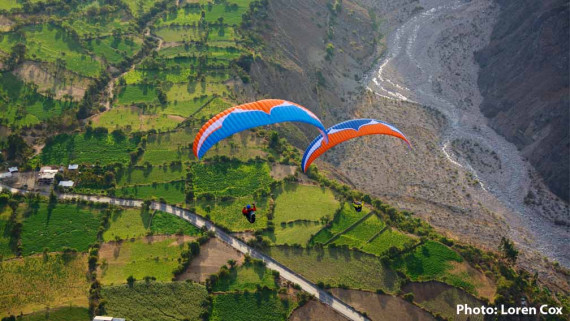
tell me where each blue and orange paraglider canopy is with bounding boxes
[301,119,411,172]
[193,99,327,159]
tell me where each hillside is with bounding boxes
[476,0,570,202]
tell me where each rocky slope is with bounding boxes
[476,0,570,202]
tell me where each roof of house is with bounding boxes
[39,171,57,179]
[8,167,18,172]
[58,180,74,187]
[93,317,114,321]
[68,164,79,170]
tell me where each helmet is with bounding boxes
[246,204,251,209]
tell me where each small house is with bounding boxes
[8,167,18,173]
[38,167,58,185]
[68,164,79,170]
[93,317,125,321]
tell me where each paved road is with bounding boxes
[0,184,368,321]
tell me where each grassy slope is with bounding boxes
[103,208,151,241]
[213,263,277,292]
[19,307,90,321]
[150,211,201,235]
[117,180,187,204]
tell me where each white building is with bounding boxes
[58,180,74,187]
[38,167,58,185]
[93,317,125,321]
[8,167,18,173]
[68,164,79,170]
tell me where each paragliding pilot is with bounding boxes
[242,203,256,223]
[352,200,363,212]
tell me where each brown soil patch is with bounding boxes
[167,114,186,122]
[270,164,297,180]
[13,62,91,100]
[289,300,349,321]
[176,238,244,282]
[330,288,435,321]
[449,261,496,301]
[232,231,255,243]
[0,16,14,32]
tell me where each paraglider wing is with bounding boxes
[193,99,327,159]
[301,119,411,172]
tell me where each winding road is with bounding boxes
[0,183,367,321]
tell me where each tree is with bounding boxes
[499,237,518,264]
[127,275,136,287]
[6,134,31,162]
[325,43,335,60]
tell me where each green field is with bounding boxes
[332,214,384,248]
[150,211,201,235]
[103,208,151,241]
[123,0,159,18]
[272,184,339,225]
[40,132,137,165]
[0,208,14,258]
[63,12,130,37]
[99,237,187,285]
[116,85,159,105]
[117,166,187,186]
[211,291,294,321]
[267,221,325,246]
[361,228,413,256]
[160,97,208,117]
[265,246,400,292]
[154,26,204,42]
[392,241,463,280]
[204,2,252,26]
[0,0,21,10]
[0,72,75,128]
[86,36,142,64]
[155,7,202,26]
[0,24,103,77]
[117,181,187,204]
[0,254,89,317]
[93,106,182,132]
[195,197,269,231]
[165,82,227,105]
[139,129,195,165]
[101,282,209,321]
[21,203,100,255]
[212,263,277,292]
[310,203,367,244]
[191,161,272,198]
[19,307,90,321]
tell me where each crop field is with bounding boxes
[93,106,182,132]
[40,133,137,165]
[19,307,90,321]
[207,26,238,45]
[103,208,152,242]
[211,291,294,321]
[0,0,20,10]
[310,202,369,244]
[194,197,269,231]
[21,203,101,255]
[361,228,413,256]
[139,129,194,165]
[98,237,186,285]
[272,184,339,225]
[154,26,203,42]
[0,24,103,77]
[117,181,187,204]
[155,7,202,26]
[191,161,272,198]
[0,208,14,258]
[63,12,130,37]
[165,82,227,104]
[123,0,159,18]
[0,72,74,128]
[159,97,208,117]
[101,282,208,321]
[116,84,159,105]
[150,211,201,235]
[267,221,325,246]
[212,263,277,292]
[117,166,187,186]
[86,36,142,65]
[402,281,484,321]
[332,214,385,248]
[191,96,233,120]
[391,241,463,281]
[0,254,89,317]
[204,2,252,26]
[265,246,400,292]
